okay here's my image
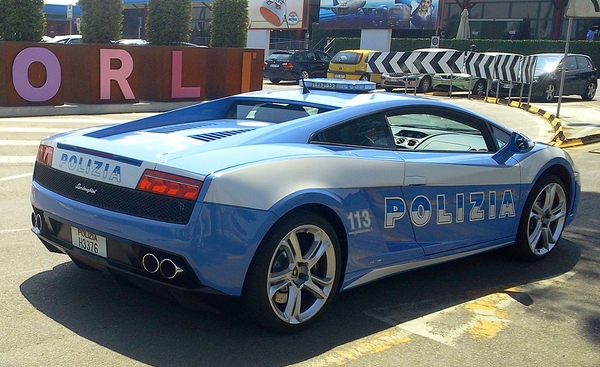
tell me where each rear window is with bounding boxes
[331,52,364,65]
[267,53,292,61]
[226,101,331,123]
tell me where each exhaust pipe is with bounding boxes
[160,258,184,279]
[31,212,43,231]
[142,253,160,273]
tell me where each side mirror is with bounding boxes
[492,132,534,165]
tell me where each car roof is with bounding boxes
[531,52,589,57]
[335,49,378,55]
[414,48,459,52]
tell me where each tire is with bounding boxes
[418,75,432,92]
[541,83,556,102]
[359,74,370,81]
[242,211,342,333]
[472,79,487,96]
[513,174,568,261]
[581,81,596,101]
[300,70,310,80]
[269,78,281,84]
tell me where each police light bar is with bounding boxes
[300,78,376,92]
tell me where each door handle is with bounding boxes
[405,176,427,186]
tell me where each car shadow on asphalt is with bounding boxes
[18,233,587,367]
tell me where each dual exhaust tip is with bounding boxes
[142,253,184,279]
[31,212,43,231]
[32,211,183,280]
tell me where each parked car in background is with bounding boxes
[380,48,455,93]
[263,50,332,84]
[493,53,597,102]
[327,49,381,83]
[433,52,522,97]
[45,35,82,44]
[114,39,148,46]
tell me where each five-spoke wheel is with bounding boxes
[243,211,341,333]
[514,174,567,260]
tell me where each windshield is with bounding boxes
[535,55,562,76]
[267,53,291,61]
[331,52,364,64]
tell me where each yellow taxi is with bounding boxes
[327,49,381,83]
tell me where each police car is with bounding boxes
[30,79,580,333]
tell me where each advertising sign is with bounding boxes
[248,0,306,29]
[319,0,438,30]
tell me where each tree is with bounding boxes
[79,0,123,43]
[146,0,191,45]
[0,0,45,42]
[210,0,248,47]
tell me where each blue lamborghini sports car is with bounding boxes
[31,80,580,333]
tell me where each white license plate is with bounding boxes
[334,74,345,79]
[269,64,279,68]
[501,83,512,88]
[71,227,107,258]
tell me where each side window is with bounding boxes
[318,52,332,62]
[576,56,591,70]
[312,114,395,149]
[566,56,577,71]
[304,52,316,61]
[387,111,491,152]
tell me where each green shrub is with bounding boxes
[146,0,191,45]
[210,0,248,48]
[0,0,45,42]
[79,0,123,43]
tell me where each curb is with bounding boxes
[483,97,569,147]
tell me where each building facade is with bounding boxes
[43,0,598,44]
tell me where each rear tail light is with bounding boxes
[282,62,294,69]
[136,169,202,200]
[36,144,54,166]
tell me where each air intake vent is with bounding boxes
[190,129,254,142]
[147,122,218,133]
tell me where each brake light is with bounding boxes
[136,170,202,200]
[36,144,54,166]
[282,62,294,69]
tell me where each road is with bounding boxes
[0,106,598,366]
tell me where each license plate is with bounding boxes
[334,74,345,79]
[71,227,107,258]
[501,83,512,88]
[269,64,279,68]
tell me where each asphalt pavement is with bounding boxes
[1,82,599,147]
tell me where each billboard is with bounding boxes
[319,0,439,30]
[248,0,307,29]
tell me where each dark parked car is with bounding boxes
[263,50,332,84]
[494,53,597,102]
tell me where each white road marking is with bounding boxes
[0,156,35,164]
[0,140,41,146]
[0,173,32,181]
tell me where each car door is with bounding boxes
[576,56,596,93]
[314,51,332,77]
[311,113,423,267]
[562,56,580,95]
[386,107,522,255]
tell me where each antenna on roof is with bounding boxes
[300,72,310,94]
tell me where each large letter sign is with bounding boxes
[12,48,61,102]
[100,49,135,100]
[171,51,201,98]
